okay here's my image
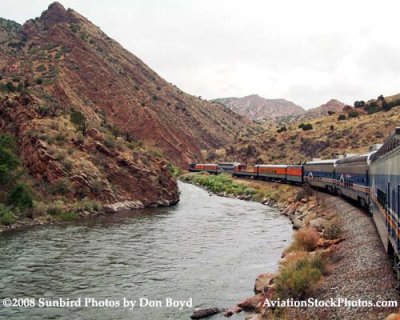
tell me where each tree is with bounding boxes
[7,184,33,210]
[348,110,359,118]
[0,135,19,184]
[70,110,87,134]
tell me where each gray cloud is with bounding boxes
[4,0,400,108]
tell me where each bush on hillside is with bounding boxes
[6,184,33,210]
[0,204,15,225]
[275,253,326,299]
[293,227,320,251]
[70,110,87,134]
[298,123,313,131]
[348,110,359,118]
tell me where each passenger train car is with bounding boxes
[304,159,337,193]
[187,127,400,283]
[369,129,400,273]
[335,152,375,208]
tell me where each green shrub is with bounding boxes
[104,134,116,148]
[54,133,67,145]
[50,179,72,195]
[36,64,46,72]
[47,200,65,216]
[0,204,15,225]
[57,211,77,221]
[73,200,102,212]
[0,139,20,184]
[182,173,258,197]
[323,219,343,240]
[275,254,326,299]
[90,179,105,194]
[338,114,346,121]
[301,123,313,131]
[167,163,183,177]
[348,110,359,118]
[6,184,33,210]
[70,110,87,134]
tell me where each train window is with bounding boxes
[377,189,386,206]
[392,189,396,213]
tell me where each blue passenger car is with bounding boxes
[304,159,337,193]
[335,152,375,208]
[370,129,400,274]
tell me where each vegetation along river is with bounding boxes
[0,182,292,319]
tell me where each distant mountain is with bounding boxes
[279,99,346,123]
[213,94,305,121]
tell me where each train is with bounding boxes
[188,128,400,285]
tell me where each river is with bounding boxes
[0,182,292,319]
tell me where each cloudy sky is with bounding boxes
[2,0,400,108]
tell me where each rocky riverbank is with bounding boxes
[182,173,399,320]
[0,197,179,234]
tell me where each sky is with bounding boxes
[2,0,400,109]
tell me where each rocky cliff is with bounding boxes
[213,94,304,121]
[0,2,249,224]
[0,2,251,167]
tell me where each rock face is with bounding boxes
[213,94,304,121]
[0,2,252,167]
[0,94,179,208]
[283,98,346,123]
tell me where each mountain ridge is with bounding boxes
[213,94,305,121]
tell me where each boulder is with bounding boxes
[104,200,145,213]
[309,217,329,231]
[86,127,104,141]
[223,310,233,317]
[292,218,305,230]
[245,314,263,320]
[237,294,263,311]
[254,272,275,294]
[190,307,220,319]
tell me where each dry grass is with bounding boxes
[219,105,400,165]
[292,227,320,252]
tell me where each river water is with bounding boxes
[0,182,292,319]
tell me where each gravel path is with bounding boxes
[289,192,399,320]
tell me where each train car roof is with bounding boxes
[305,159,337,165]
[371,129,400,162]
[255,164,288,168]
[218,162,242,165]
[336,151,376,165]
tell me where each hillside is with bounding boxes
[0,2,251,167]
[215,105,400,165]
[213,94,304,121]
[0,2,254,226]
[278,99,346,124]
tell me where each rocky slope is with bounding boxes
[216,104,400,165]
[0,93,179,223]
[213,94,304,121]
[0,2,253,226]
[0,2,252,168]
[278,99,346,124]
